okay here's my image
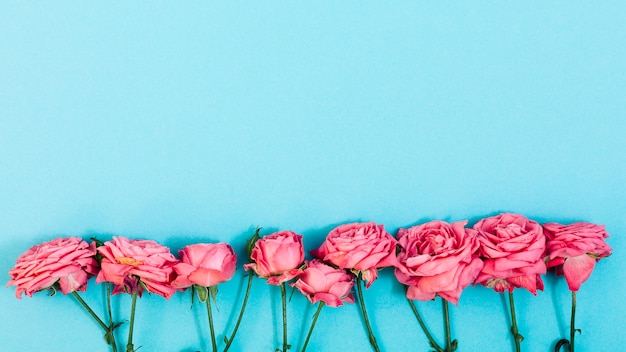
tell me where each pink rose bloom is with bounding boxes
[7,237,99,298]
[244,230,304,285]
[171,243,237,288]
[292,259,355,307]
[544,222,612,291]
[395,220,483,305]
[311,222,398,288]
[96,236,179,299]
[474,213,547,294]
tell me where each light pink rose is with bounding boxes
[171,243,237,288]
[7,237,99,298]
[474,213,547,294]
[544,222,612,291]
[311,222,398,288]
[244,230,304,285]
[292,259,355,307]
[96,236,179,299]
[394,220,483,305]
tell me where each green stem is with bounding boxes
[223,273,254,352]
[280,282,289,352]
[301,302,325,352]
[356,276,380,352]
[442,298,452,352]
[507,291,523,352]
[404,287,444,352]
[126,289,139,352]
[206,291,217,352]
[72,291,108,331]
[106,283,119,352]
[570,291,576,352]
[72,290,118,352]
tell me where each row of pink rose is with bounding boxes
[8,212,612,307]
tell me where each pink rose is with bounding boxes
[311,222,398,288]
[244,230,304,285]
[96,236,179,299]
[394,220,483,305]
[474,213,547,294]
[544,222,612,291]
[7,237,99,298]
[171,243,237,288]
[292,259,355,307]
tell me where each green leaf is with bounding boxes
[223,336,229,344]
[138,279,148,293]
[246,227,262,259]
[195,285,208,303]
[395,243,402,256]
[451,339,458,351]
[209,285,219,310]
[91,237,105,247]
[288,285,297,302]
[104,331,113,345]
[90,237,106,263]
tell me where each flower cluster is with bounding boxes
[6,214,613,352]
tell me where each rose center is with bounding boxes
[117,257,144,267]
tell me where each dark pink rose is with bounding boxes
[96,236,179,299]
[7,237,98,298]
[474,213,547,294]
[244,230,304,285]
[171,243,237,288]
[394,220,483,305]
[311,222,398,288]
[292,259,355,307]
[544,222,612,291]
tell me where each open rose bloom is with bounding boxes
[544,222,612,291]
[292,259,355,307]
[395,220,483,305]
[244,230,304,285]
[7,237,99,298]
[311,222,398,288]
[474,213,547,294]
[171,243,237,288]
[96,236,179,299]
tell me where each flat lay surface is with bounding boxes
[1,2,625,351]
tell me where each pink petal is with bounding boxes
[406,284,436,301]
[563,254,596,291]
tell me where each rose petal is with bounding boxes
[562,254,596,291]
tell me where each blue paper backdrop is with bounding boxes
[1,2,624,351]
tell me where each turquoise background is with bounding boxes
[1,2,624,351]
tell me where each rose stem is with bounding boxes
[356,276,381,352]
[126,289,139,352]
[206,288,217,352]
[280,282,289,352]
[570,291,576,352]
[223,273,254,352]
[301,301,325,352]
[442,298,452,352]
[404,286,444,352]
[507,291,523,352]
[106,283,119,352]
[71,291,108,331]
